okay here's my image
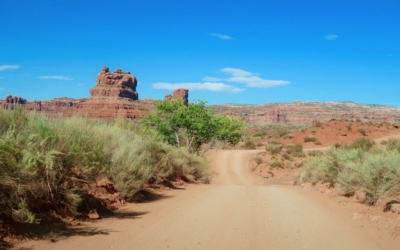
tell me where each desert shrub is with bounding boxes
[385,138,400,152]
[349,138,375,151]
[253,156,263,165]
[285,143,305,158]
[346,123,353,131]
[241,137,256,149]
[304,135,317,143]
[296,146,400,205]
[281,152,292,161]
[0,109,211,226]
[314,141,322,145]
[314,121,323,127]
[270,160,284,169]
[253,131,267,138]
[283,133,293,139]
[358,128,366,136]
[271,126,290,138]
[265,140,283,154]
[308,150,324,157]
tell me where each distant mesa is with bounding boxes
[90,66,139,100]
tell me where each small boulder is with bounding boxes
[88,209,100,219]
[390,204,400,214]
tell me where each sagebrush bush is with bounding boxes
[0,108,211,225]
[295,145,400,205]
[266,140,283,155]
[285,144,305,158]
[304,135,317,143]
[253,156,263,165]
[349,138,375,151]
[272,126,290,138]
[241,137,256,149]
[270,160,284,169]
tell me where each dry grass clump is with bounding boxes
[295,138,400,205]
[0,108,211,229]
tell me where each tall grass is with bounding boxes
[296,138,400,205]
[0,107,210,225]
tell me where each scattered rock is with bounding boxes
[88,209,100,220]
[390,204,400,214]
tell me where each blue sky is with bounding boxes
[1,0,399,106]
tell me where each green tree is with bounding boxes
[142,98,245,154]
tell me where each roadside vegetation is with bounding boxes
[296,138,400,205]
[141,98,245,155]
[0,104,224,241]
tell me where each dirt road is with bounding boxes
[14,150,400,250]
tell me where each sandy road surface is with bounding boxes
[14,150,400,250]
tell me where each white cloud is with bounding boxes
[203,76,222,82]
[0,65,19,71]
[221,67,290,88]
[221,68,253,77]
[210,33,234,40]
[325,34,338,40]
[39,76,73,80]
[153,82,244,93]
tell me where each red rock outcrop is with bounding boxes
[64,67,152,119]
[90,67,138,100]
[173,89,188,104]
[164,89,189,104]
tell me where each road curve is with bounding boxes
[14,150,400,250]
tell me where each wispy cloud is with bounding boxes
[0,87,5,91]
[0,65,19,71]
[153,82,244,93]
[325,34,338,41]
[203,76,222,82]
[221,68,290,88]
[0,77,4,80]
[39,76,73,80]
[210,33,234,40]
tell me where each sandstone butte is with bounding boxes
[1,67,400,125]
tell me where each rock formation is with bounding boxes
[90,66,138,100]
[173,89,188,104]
[64,66,152,119]
[5,95,27,104]
[164,88,189,104]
